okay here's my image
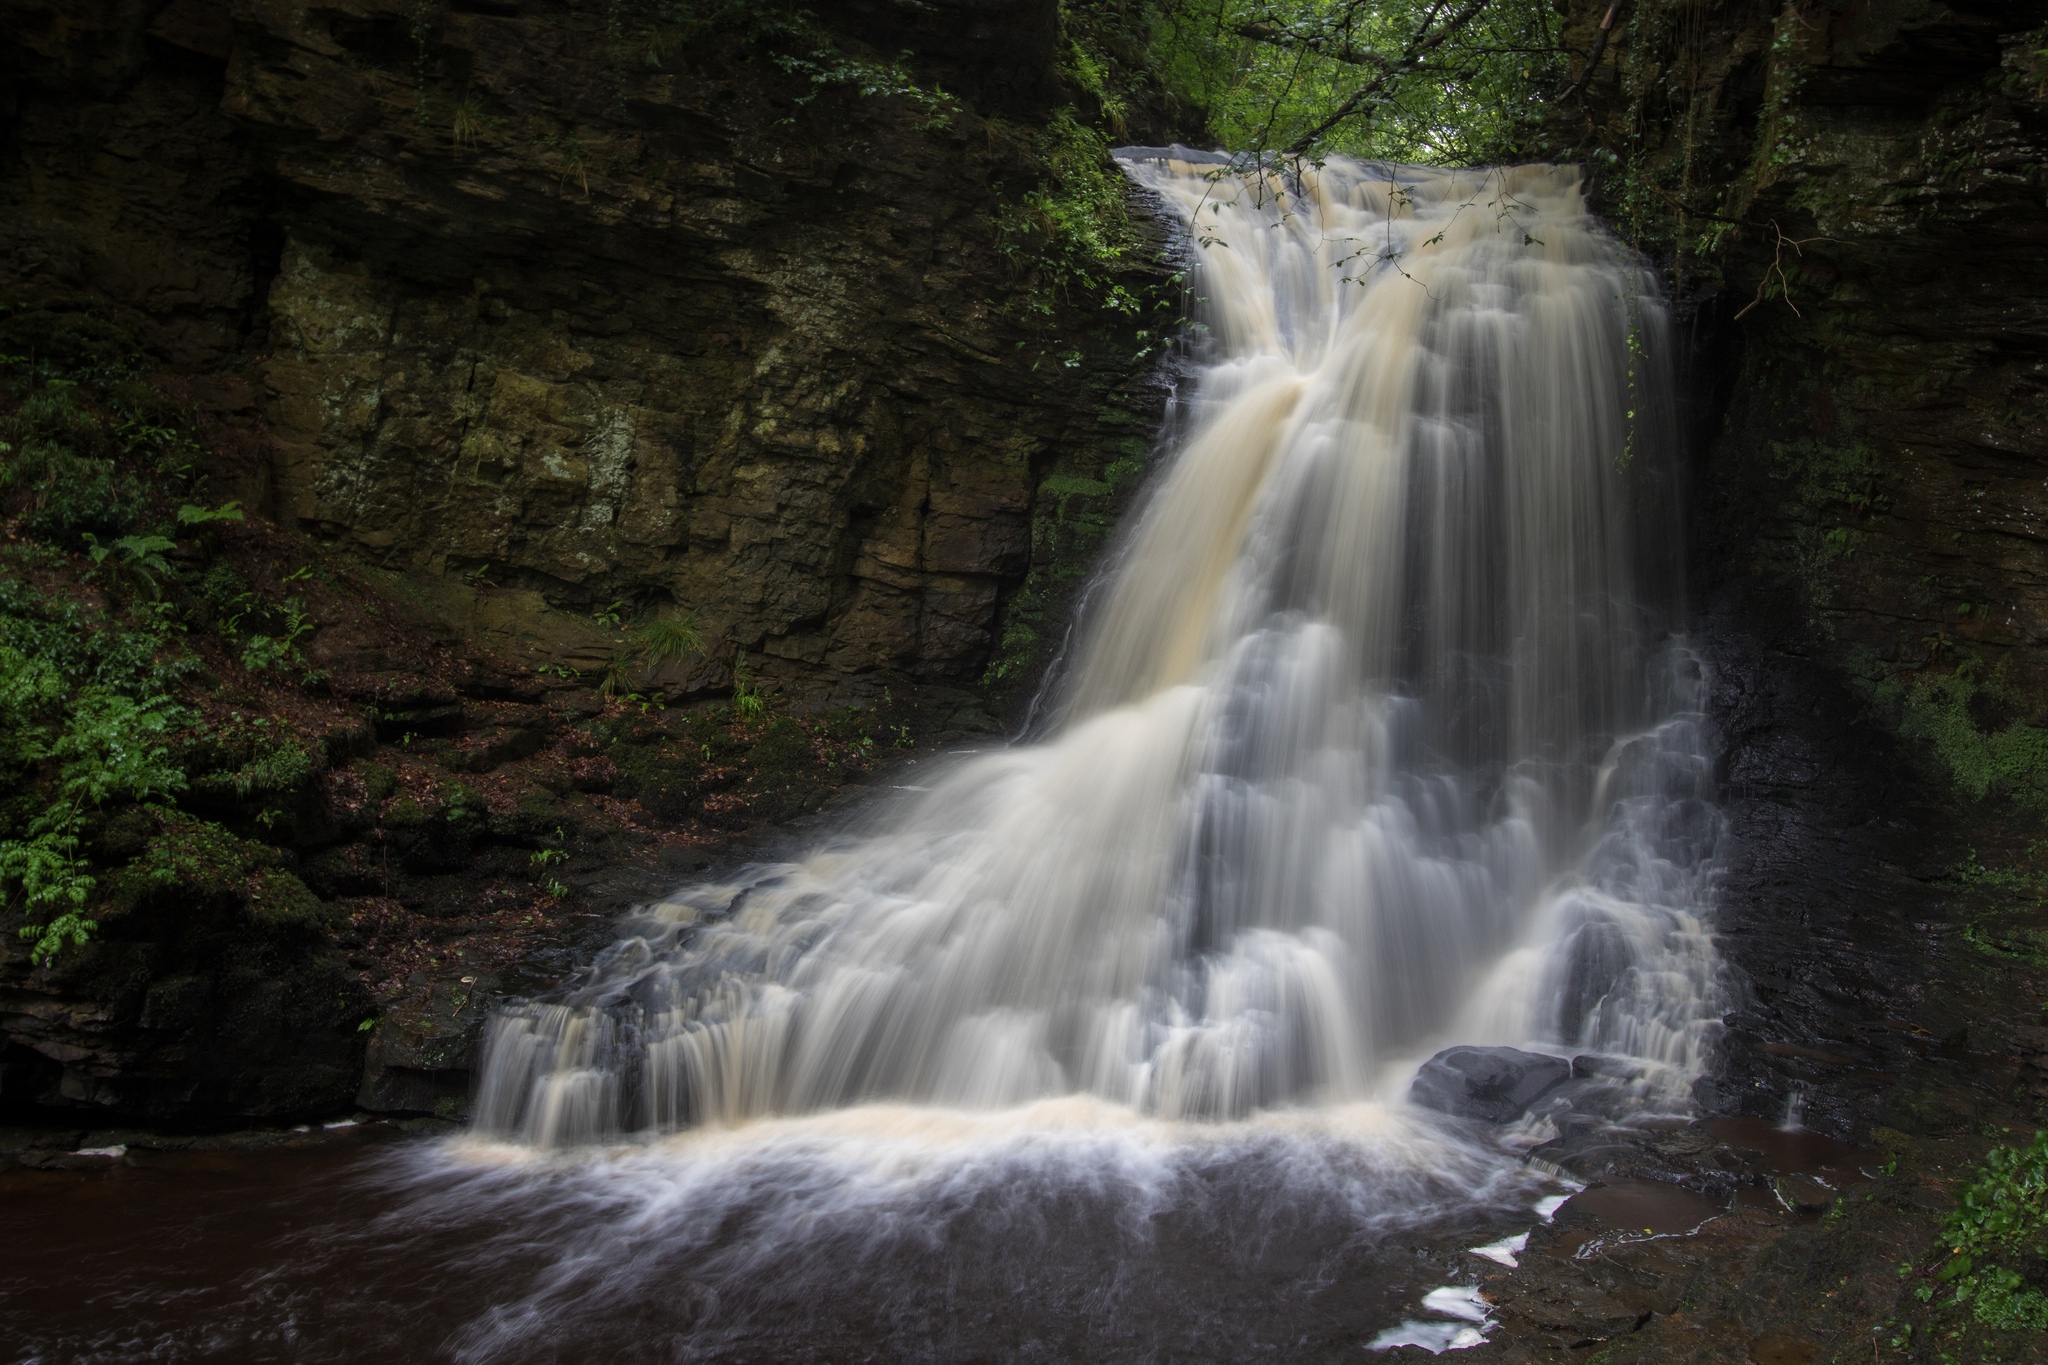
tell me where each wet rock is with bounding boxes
[1748,1329,1820,1365]
[356,972,496,1120]
[1770,1175,1837,1214]
[1410,1046,1572,1123]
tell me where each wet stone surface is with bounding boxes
[1411,1047,1575,1124]
[1373,603,2048,1360]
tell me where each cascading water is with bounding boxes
[0,158,1737,1365]
[471,155,1723,1154]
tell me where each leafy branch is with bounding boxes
[1283,0,1497,154]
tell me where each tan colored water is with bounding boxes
[474,157,1722,1144]
[3,156,1731,1364]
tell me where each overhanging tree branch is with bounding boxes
[1282,0,1496,156]
[1557,0,1622,103]
[1235,22,1375,67]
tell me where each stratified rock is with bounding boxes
[1409,1046,1573,1124]
[0,0,1176,708]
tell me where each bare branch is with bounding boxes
[1556,0,1621,104]
[1283,0,1496,156]
[1233,22,1376,67]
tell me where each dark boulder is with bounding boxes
[1409,1046,1573,1123]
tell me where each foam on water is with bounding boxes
[432,152,1726,1357]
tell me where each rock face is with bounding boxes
[1549,0,2048,771]
[1542,0,2048,1155]
[0,0,1178,1126]
[1,0,1174,706]
[1409,1046,1573,1123]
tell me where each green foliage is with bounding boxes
[0,634,187,963]
[1150,0,1564,164]
[672,1,953,123]
[177,500,244,527]
[1934,1131,2048,1331]
[0,363,234,962]
[731,648,769,722]
[205,576,316,674]
[1,380,150,547]
[195,716,318,801]
[637,612,705,671]
[84,532,177,600]
[0,348,342,964]
[998,108,1146,313]
[0,570,192,700]
[1889,661,2048,809]
[49,689,187,809]
[0,832,96,962]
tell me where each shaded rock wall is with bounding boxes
[1551,0,2048,711]
[2,0,1175,706]
[1546,0,2048,1154]
[0,0,1178,1126]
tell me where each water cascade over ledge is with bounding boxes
[472,157,1724,1150]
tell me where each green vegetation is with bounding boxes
[985,445,1151,689]
[0,639,187,962]
[730,648,768,722]
[0,348,229,962]
[1149,0,1565,164]
[1924,1131,2048,1332]
[635,611,704,672]
[667,0,954,123]
[0,307,352,963]
[1893,663,2048,811]
[996,107,1149,316]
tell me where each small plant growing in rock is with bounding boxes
[731,648,768,722]
[636,612,703,671]
[529,844,569,899]
[451,97,486,149]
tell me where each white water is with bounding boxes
[474,157,1721,1151]
[443,167,1722,1357]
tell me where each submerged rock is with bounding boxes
[1409,1046,1572,1123]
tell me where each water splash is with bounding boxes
[473,157,1723,1149]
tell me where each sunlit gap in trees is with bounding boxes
[1147,0,1570,167]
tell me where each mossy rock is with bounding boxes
[102,811,278,911]
[491,791,575,845]
[358,762,399,803]
[241,869,327,932]
[609,738,724,821]
[742,717,833,824]
[0,304,142,375]
[381,793,438,831]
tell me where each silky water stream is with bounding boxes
[1,156,1725,1363]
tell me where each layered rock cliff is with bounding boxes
[0,0,1180,1124]
[4,0,1175,707]
[1551,0,2048,802]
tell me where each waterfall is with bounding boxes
[472,156,1723,1147]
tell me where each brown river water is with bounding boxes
[2,1114,1574,1363]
